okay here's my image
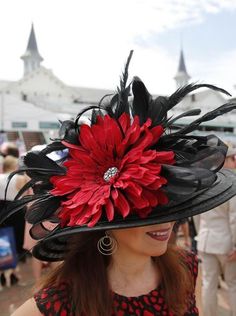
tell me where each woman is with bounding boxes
[0,155,28,286]
[12,224,198,315]
[1,51,236,315]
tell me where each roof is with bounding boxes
[178,50,187,73]
[10,66,79,98]
[21,24,43,61]
[1,94,70,131]
[0,80,16,91]
[71,86,114,104]
[175,49,190,78]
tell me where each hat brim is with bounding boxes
[33,169,236,261]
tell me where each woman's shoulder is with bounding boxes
[34,282,73,316]
[11,298,42,316]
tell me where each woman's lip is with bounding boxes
[146,229,171,241]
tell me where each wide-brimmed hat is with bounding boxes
[1,51,236,261]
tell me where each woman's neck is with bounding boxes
[108,250,160,297]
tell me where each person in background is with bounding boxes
[0,156,27,257]
[197,147,236,316]
[0,142,19,174]
[0,142,19,158]
[0,156,28,286]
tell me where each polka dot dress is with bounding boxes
[34,251,199,316]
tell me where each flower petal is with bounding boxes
[105,199,115,222]
[112,190,130,218]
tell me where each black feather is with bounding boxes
[176,102,236,135]
[120,50,133,91]
[56,120,78,144]
[132,77,152,124]
[13,178,38,200]
[30,222,59,240]
[4,169,26,200]
[24,152,66,175]
[104,51,133,118]
[41,142,67,156]
[166,109,201,126]
[0,195,41,224]
[73,105,103,130]
[25,195,61,224]
[91,109,104,124]
[157,135,227,173]
[167,83,231,111]
[98,94,114,108]
[162,164,216,198]
[103,94,119,118]
[147,96,169,126]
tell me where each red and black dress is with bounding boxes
[34,252,199,316]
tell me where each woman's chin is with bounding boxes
[148,244,168,257]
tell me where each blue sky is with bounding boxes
[131,4,236,93]
[0,0,236,95]
[139,10,236,59]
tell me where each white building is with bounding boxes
[0,24,113,150]
[0,24,236,151]
[172,49,236,145]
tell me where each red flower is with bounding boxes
[50,113,175,227]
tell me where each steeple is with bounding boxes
[21,24,43,76]
[174,49,190,89]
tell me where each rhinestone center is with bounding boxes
[103,167,119,182]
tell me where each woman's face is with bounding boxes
[111,222,175,258]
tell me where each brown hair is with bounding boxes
[3,155,18,173]
[1,142,19,158]
[39,231,193,316]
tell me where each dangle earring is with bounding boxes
[97,231,117,255]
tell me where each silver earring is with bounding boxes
[97,232,117,255]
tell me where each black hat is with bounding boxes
[1,51,236,261]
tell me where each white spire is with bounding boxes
[174,49,190,89]
[21,23,43,76]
